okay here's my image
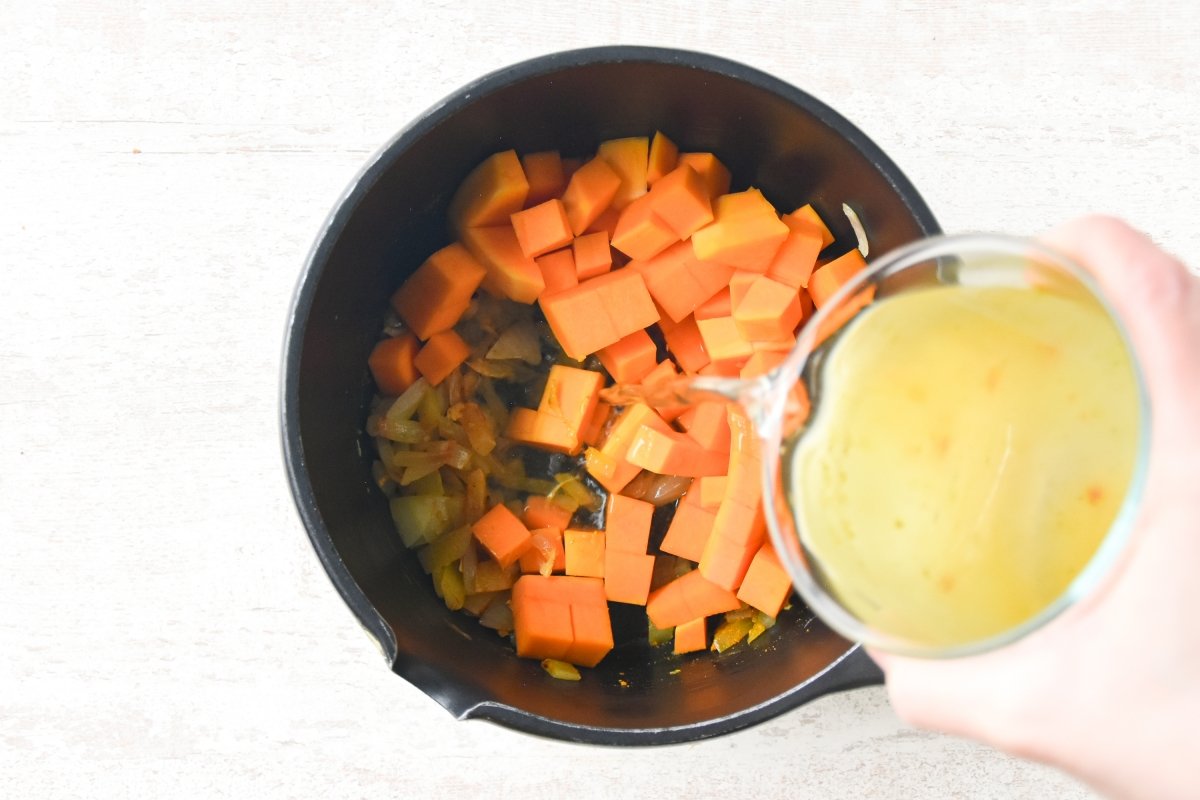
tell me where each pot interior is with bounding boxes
[287,48,936,742]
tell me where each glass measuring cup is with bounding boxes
[642,234,1150,658]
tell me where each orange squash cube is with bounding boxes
[413,330,470,386]
[472,503,534,569]
[564,529,606,578]
[390,243,488,340]
[511,199,573,258]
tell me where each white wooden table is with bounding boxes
[4,2,1197,797]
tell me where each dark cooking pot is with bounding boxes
[282,46,939,745]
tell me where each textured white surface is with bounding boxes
[4,2,1198,797]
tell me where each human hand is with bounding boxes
[871,216,1200,800]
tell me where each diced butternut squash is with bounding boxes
[740,349,790,379]
[677,401,732,455]
[566,602,614,667]
[696,316,754,370]
[510,199,573,258]
[368,333,421,395]
[524,414,578,457]
[694,287,732,320]
[513,594,573,660]
[512,575,611,666]
[646,131,679,186]
[752,336,797,354]
[634,358,688,422]
[561,157,622,235]
[583,445,620,490]
[698,519,763,591]
[691,189,789,271]
[505,407,541,445]
[533,365,604,455]
[413,330,470,386]
[564,528,605,578]
[390,243,488,340]
[658,313,710,374]
[733,274,804,342]
[597,330,658,384]
[799,286,815,320]
[630,243,698,322]
[539,282,619,360]
[676,152,731,200]
[659,499,715,562]
[688,259,737,306]
[586,403,672,493]
[713,495,765,550]
[604,550,655,605]
[580,400,611,448]
[646,569,741,629]
[535,248,578,294]
[472,502,533,569]
[596,136,649,209]
[808,248,868,308]
[584,205,621,238]
[697,475,728,510]
[625,425,728,477]
[637,351,678,388]
[736,543,792,618]
[814,285,877,346]
[785,203,835,250]
[767,214,824,289]
[521,151,566,207]
[723,406,763,509]
[514,573,606,605]
[605,494,654,554]
[460,224,546,304]
[727,269,759,310]
[698,361,739,378]
[540,268,659,360]
[572,232,612,280]
[633,240,731,324]
[698,408,767,590]
[449,149,529,231]
[647,164,713,239]
[611,192,679,261]
[523,495,573,531]
[644,575,691,629]
[674,616,708,654]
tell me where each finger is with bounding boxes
[880,646,1055,761]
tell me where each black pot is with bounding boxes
[282,46,939,745]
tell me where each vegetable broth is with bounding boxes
[785,283,1139,646]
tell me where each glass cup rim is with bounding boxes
[757,232,1152,659]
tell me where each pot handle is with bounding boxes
[821,644,885,691]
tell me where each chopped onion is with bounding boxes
[843,203,869,257]
[540,659,581,681]
[478,599,513,635]
[385,377,431,425]
[621,472,692,506]
[486,319,542,365]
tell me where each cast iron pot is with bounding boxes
[282,46,939,745]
